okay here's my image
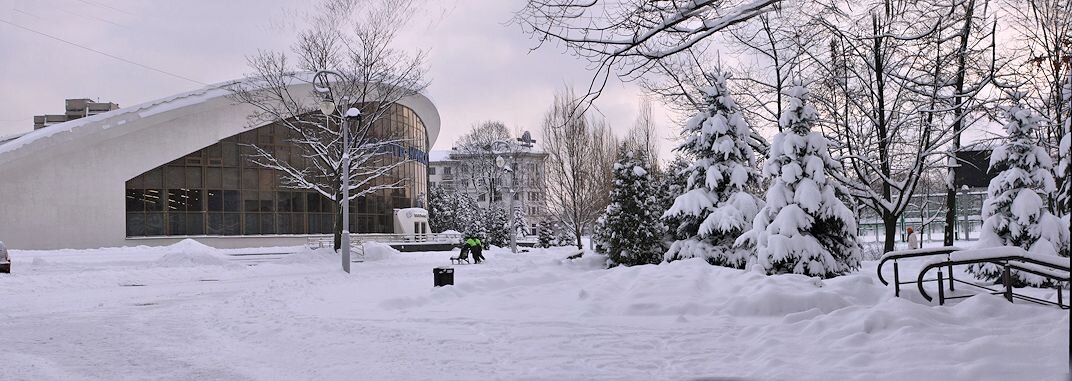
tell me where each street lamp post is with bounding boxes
[314,70,361,273]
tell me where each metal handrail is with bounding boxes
[876,247,963,286]
[876,246,963,297]
[916,255,1070,308]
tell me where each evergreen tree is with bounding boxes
[427,185,457,233]
[593,145,666,266]
[456,193,482,236]
[968,95,1069,284]
[658,156,691,241]
[737,83,861,278]
[512,206,528,238]
[663,71,763,268]
[483,206,510,247]
[537,220,555,248]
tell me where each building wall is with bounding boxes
[428,149,548,234]
[0,79,439,250]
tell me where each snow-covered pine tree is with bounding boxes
[658,156,690,241]
[427,185,456,233]
[736,83,861,278]
[456,193,482,236]
[968,95,1069,284]
[593,145,665,266]
[537,220,555,248]
[483,206,510,247]
[663,71,763,268]
[513,206,527,238]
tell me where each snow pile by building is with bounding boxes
[153,239,235,268]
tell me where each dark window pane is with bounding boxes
[259,214,274,234]
[206,167,222,189]
[126,213,145,237]
[187,167,203,188]
[166,166,185,188]
[244,213,259,234]
[144,168,163,188]
[126,189,143,212]
[223,168,239,189]
[222,143,238,167]
[224,190,240,212]
[259,191,274,212]
[259,170,275,189]
[207,213,223,235]
[145,213,165,236]
[242,169,258,189]
[169,213,186,235]
[244,191,260,212]
[187,189,204,212]
[207,190,224,211]
[186,213,204,235]
[144,189,164,211]
[222,214,241,235]
[307,193,321,213]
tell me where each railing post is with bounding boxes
[1058,285,1064,309]
[893,261,901,297]
[1002,263,1013,303]
[938,271,946,306]
[947,264,955,292]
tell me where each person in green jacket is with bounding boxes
[469,236,485,263]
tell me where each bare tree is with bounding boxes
[1002,0,1072,152]
[454,121,514,204]
[515,0,783,107]
[541,87,618,250]
[725,0,829,131]
[811,0,963,253]
[626,98,662,173]
[229,0,428,250]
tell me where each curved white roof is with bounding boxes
[0,74,441,160]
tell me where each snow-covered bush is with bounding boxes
[737,83,862,278]
[968,96,1069,284]
[663,71,763,268]
[536,220,555,248]
[593,147,666,266]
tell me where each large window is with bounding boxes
[124,104,429,236]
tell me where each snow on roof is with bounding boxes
[0,78,241,157]
[0,72,441,159]
[428,149,455,162]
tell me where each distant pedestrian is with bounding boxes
[907,227,919,250]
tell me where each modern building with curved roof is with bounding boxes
[0,77,439,250]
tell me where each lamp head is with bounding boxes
[319,98,336,117]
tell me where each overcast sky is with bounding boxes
[0,0,678,157]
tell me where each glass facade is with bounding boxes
[124,104,429,237]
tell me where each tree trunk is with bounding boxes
[943,190,957,246]
[883,212,897,253]
[333,206,342,251]
[945,0,974,248]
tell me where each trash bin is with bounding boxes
[433,266,454,287]
[0,240,9,274]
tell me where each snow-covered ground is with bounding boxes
[1,241,1068,380]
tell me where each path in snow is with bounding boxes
[0,244,1068,380]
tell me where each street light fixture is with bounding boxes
[313,70,360,273]
[494,152,518,254]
